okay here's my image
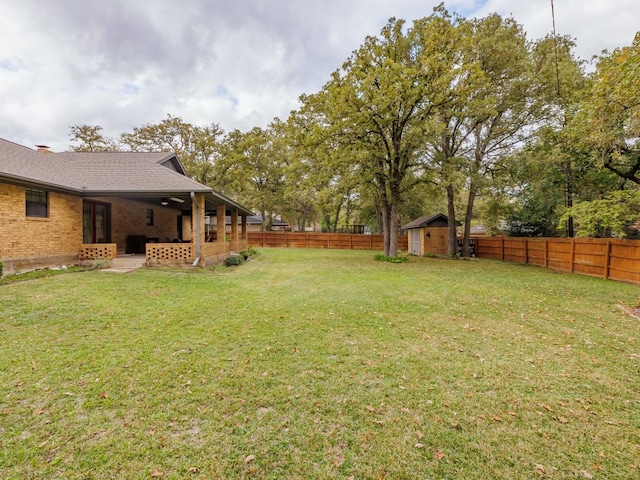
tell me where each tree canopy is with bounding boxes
[68,10,640,245]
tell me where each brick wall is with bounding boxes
[0,182,83,273]
[0,183,185,273]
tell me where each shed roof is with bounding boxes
[402,213,455,229]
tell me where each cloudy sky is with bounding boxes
[1,0,637,151]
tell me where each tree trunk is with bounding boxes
[446,185,457,257]
[462,182,477,257]
[323,214,332,232]
[260,209,267,232]
[375,203,383,235]
[381,200,391,256]
[332,203,342,233]
[376,175,392,256]
[389,199,399,257]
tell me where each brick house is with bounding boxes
[0,138,252,275]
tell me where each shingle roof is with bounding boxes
[401,213,452,229]
[0,138,252,215]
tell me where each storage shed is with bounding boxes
[402,213,452,256]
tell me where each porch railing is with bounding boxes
[79,243,117,260]
[146,241,233,266]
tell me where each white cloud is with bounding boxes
[0,0,636,151]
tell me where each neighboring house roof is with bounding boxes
[224,214,288,226]
[0,138,252,215]
[402,213,454,229]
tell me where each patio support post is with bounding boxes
[190,192,206,265]
[216,203,226,242]
[231,209,238,246]
[241,214,247,240]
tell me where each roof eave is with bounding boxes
[0,173,83,195]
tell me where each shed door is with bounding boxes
[410,229,421,255]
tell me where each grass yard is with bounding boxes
[1,248,639,479]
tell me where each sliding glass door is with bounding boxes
[83,201,111,243]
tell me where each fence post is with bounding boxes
[544,239,548,268]
[570,239,575,273]
[524,238,529,264]
[500,237,505,260]
[604,240,612,279]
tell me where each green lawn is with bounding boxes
[1,248,639,479]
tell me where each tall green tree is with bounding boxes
[286,108,367,232]
[219,123,287,230]
[572,33,640,185]
[120,114,225,187]
[69,125,119,152]
[457,14,540,255]
[560,189,640,238]
[296,9,462,256]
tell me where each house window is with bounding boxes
[146,208,154,226]
[26,188,48,218]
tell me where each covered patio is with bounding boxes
[80,190,252,267]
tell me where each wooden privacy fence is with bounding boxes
[248,232,408,251]
[475,237,640,284]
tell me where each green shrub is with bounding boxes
[373,253,409,263]
[224,255,244,267]
[89,258,111,270]
[240,247,258,260]
[0,261,3,277]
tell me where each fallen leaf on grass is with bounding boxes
[579,470,593,479]
[365,405,375,413]
[417,431,424,439]
[150,469,163,477]
[415,443,424,448]
[534,464,545,476]
[433,450,445,460]
[491,415,502,422]
[244,455,256,464]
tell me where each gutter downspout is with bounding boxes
[190,192,201,266]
